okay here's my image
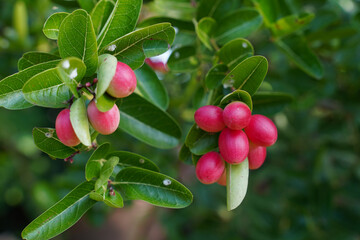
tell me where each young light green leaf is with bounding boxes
[135,64,169,110]
[18,52,61,71]
[95,54,117,99]
[226,159,249,211]
[58,9,98,76]
[270,13,314,38]
[219,90,253,111]
[95,92,116,112]
[223,56,268,96]
[91,0,115,35]
[205,64,228,89]
[114,167,193,208]
[100,23,175,69]
[106,151,160,172]
[195,17,217,50]
[117,93,182,149]
[70,97,92,146]
[33,127,77,159]
[97,0,142,50]
[103,189,124,208]
[21,181,96,240]
[185,124,219,155]
[77,0,98,12]
[95,156,119,190]
[217,38,254,69]
[167,46,199,73]
[0,60,60,110]
[43,12,69,40]
[252,91,293,115]
[86,142,111,181]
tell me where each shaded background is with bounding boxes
[1,0,360,239]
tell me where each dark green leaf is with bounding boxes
[179,144,193,165]
[70,97,92,146]
[217,38,254,69]
[57,57,86,98]
[138,17,194,31]
[226,159,248,211]
[95,54,117,99]
[185,124,219,155]
[95,93,116,112]
[18,52,61,71]
[95,156,119,190]
[167,46,199,72]
[270,13,314,38]
[106,151,160,172]
[195,17,217,50]
[91,0,115,35]
[219,90,253,111]
[77,0,98,12]
[205,64,228,89]
[43,12,69,40]
[86,142,111,181]
[196,0,241,21]
[252,91,293,115]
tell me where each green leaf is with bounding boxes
[217,38,254,69]
[143,40,169,58]
[91,0,115,35]
[167,46,199,73]
[13,0,28,43]
[106,151,160,172]
[226,159,249,211]
[103,189,123,208]
[95,54,117,99]
[138,17,194,31]
[0,60,60,110]
[179,144,193,165]
[43,12,69,40]
[252,91,293,115]
[185,124,219,155]
[114,167,193,208]
[33,127,77,159]
[117,93,182,149]
[95,93,116,112]
[196,0,241,21]
[195,17,217,50]
[205,64,228,89]
[223,56,268,96]
[57,57,87,98]
[22,68,71,108]
[95,156,119,190]
[251,0,292,26]
[134,64,169,110]
[77,0,98,12]
[270,13,314,38]
[58,9,98,76]
[100,23,175,70]
[219,90,253,111]
[97,0,142,50]
[70,97,92,146]
[149,0,195,21]
[18,52,61,71]
[21,181,96,240]
[275,34,323,79]
[214,8,262,46]
[86,142,111,181]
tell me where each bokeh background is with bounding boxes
[1,0,360,239]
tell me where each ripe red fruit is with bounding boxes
[87,101,120,135]
[55,109,80,147]
[217,169,226,186]
[223,101,251,130]
[196,152,225,184]
[248,142,267,170]
[194,105,225,132]
[244,114,278,147]
[106,62,137,98]
[219,128,249,164]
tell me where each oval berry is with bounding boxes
[106,62,137,98]
[244,114,277,147]
[223,101,251,130]
[87,101,120,135]
[219,128,249,164]
[248,142,267,170]
[217,169,226,186]
[194,105,225,132]
[196,152,225,184]
[55,109,80,147]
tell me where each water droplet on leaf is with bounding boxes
[242,42,247,48]
[139,159,145,164]
[62,60,70,69]
[163,179,171,186]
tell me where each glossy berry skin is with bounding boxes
[87,101,120,135]
[106,62,137,98]
[248,142,267,170]
[223,101,251,130]
[196,152,225,184]
[219,128,249,164]
[217,169,226,186]
[244,114,277,147]
[145,58,168,73]
[194,105,225,132]
[55,109,80,147]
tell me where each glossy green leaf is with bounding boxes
[205,64,228,89]
[252,91,293,115]
[185,124,219,155]
[107,151,160,172]
[21,181,96,240]
[195,17,217,50]
[214,8,262,45]
[58,9,98,76]
[18,52,61,71]
[103,189,124,208]
[117,93,182,149]
[114,167,193,208]
[167,46,199,72]
[223,56,268,96]
[149,0,195,21]
[33,127,77,159]
[138,17,194,31]
[275,34,323,79]
[270,13,314,38]
[179,144,193,165]
[22,68,72,108]
[95,54,117,99]
[91,0,115,35]
[100,23,175,70]
[97,0,142,50]
[43,12,69,40]
[143,40,169,58]
[134,64,169,110]
[77,0,98,12]
[226,159,249,211]
[95,93,116,112]
[219,90,253,111]
[86,142,111,181]
[70,97,92,146]
[57,57,86,98]
[196,0,241,21]
[0,60,60,110]
[95,156,119,190]
[217,38,254,69]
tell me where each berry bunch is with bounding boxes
[194,101,278,185]
[55,62,137,147]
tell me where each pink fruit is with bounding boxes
[194,105,225,132]
[145,58,169,73]
[106,62,137,98]
[219,128,249,164]
[55,109,80,147]
[217,169,226,186]
[248,142,267,170]
[87,101,120,135]
[223,101,251,130]
[244,114,277,147]
[196,152,225,184]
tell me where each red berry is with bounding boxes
[244,114,277,147]
[196,152,225,184]
[194,105,225,132]
[107,62,137,98]
[219,128,249,164]
[55,109,80,147]
[223,101,251,130]
[87,101,120,135]
[217,169,227,186]
[145,58,169,73]
[248,142,267,170]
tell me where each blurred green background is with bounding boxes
[1,0,360,239]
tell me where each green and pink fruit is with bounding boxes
[223,101,251,130]
[55,109,80,147]
[244,114,277,147]
[248,142,266,170]
[87,101,120,135]
[107,62,137,98]
[194,105,225,132]
[219,128,249,164]
[196,152,225,184]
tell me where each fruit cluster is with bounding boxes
[55,62,137,149]
[194,101,278,185]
